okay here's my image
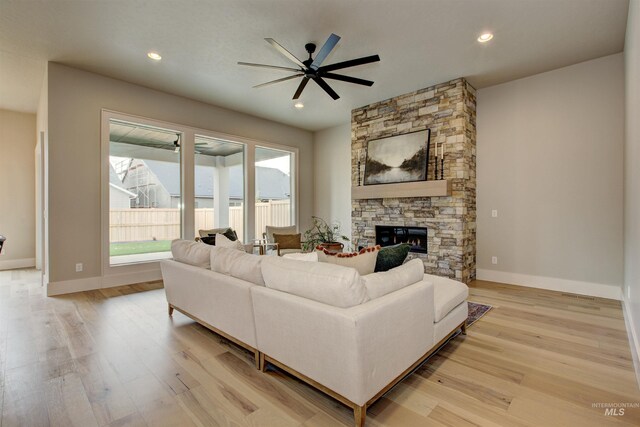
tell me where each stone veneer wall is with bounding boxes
[351,78,477,283]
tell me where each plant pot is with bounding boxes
[319,242,344,253]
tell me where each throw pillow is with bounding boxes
[375,243,412,272]
[316,245,380,276]
[215,233,245,252]
[273,233,302,250]
[362,258,424,300]
[199,228,238,246]
[282,251,319,262]
[198,227,231,238]
[199,235,216,245]
[170,239,214,268]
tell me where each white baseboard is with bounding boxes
[622,294,640,390]
[0,257,36,271]
[47,276,103,296]
[47,268,162,296]
[476,269,622,300]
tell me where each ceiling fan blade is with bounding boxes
[319,54,380,72]
[322,72,374,86]
[253,74,303,89]
[310,33,341,70]
[312,76,340,100]
[293,76,310,100]
[238,62,301,72]
[264,38,306,68]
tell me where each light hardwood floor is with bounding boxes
[0,269,638,426]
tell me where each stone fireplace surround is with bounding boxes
[351,78,477,283]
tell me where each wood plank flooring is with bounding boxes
[0,269,638,426]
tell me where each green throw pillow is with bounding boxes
[375,243,411,272]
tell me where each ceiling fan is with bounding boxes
[238,33,380,100]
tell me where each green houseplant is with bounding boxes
[302,216,350,252]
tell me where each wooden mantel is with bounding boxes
[351,180,451,200]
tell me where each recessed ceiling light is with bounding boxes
[294,102,304,109]
[477,33,493,43]
[147,52,162,61]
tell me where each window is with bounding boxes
[194,135,246,241]
[102,110,298,270]
[255,147,294,238]
[108,119,182,265]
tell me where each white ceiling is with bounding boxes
[0,0,629,131]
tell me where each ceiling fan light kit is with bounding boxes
[238,33,380,100]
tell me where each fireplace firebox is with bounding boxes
[375,226,428,254]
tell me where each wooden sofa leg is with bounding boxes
[461,321,467,335]
[168,304,174,316]
[354,405,366,427]
[259,352,267,372]
[254,350,261,370]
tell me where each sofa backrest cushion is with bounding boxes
[316,245,380,276]
[171,239,214,269]
[210,247,265,286]
[362,258,425,300]
[261,256,369,308]
[282,251,318,262]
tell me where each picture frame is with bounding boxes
[363,129,431,185]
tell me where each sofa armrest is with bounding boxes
[251,279,435,406]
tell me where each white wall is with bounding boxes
[313,123,352,243]
[46,62,313,290]
[624,0,640,376]
[477,53,624,299]
[0,109,37,270]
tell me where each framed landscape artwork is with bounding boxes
[364,129,431,185]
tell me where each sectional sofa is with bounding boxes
[161,240,468,427]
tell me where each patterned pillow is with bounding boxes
[316,245,381,276]
[199,228,238,245]
[375,243,411,272]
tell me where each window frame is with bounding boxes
[101,109,299,277]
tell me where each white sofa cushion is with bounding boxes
[261,256,369,308]
[362,258,424,300]
[316,246,380,276]
[426,273,469,322]
[282,252,318,262]
[210,247,265,286]
[215,232,245,251]
[171,239,214,268]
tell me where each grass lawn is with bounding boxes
[110,240,172,256]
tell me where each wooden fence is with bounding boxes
[110,200,292,243]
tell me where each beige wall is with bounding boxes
[0,109,36,269]
[477,53,624,296]
[47,63,313,286]
[624,0,640,359]
[313,123,352,243]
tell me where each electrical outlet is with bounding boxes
[491,209,498,218]
[491,256,498,265]
[75,263,83,272]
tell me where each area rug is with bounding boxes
[466,301,492,327]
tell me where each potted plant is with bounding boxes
[302,216,350,252]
